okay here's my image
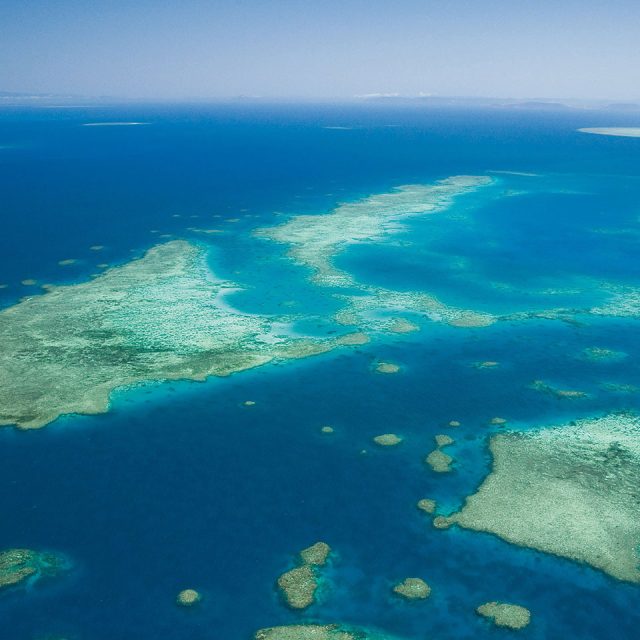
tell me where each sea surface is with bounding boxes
[1,102,640,639]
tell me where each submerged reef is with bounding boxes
[476,602,531,629]
[0,241,364,429]
[528,380,588,399]
[392,577,431,600]
[580,346,627,362]
[473,361,500,369]
[388,318,419,333]
[0,549,66,590]
[277,542,332,609]
[255,176,493,288]
[450,414,640,583]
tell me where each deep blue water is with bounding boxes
[1,103,640,639]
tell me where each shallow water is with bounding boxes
[1,103,640,639]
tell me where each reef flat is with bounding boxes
[255,176,492,287]
[451,414,640,583]
[0,241,357,429]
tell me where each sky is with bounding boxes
[1,0,639,101]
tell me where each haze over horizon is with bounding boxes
[1,0,640,101]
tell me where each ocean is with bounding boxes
[1,102,640,639]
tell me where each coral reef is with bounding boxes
[451,414,640,583]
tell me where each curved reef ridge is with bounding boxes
[450,414,640,583]
[255,175,493,288]
[257,176,496,331]
[0,241,360,429]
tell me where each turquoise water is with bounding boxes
[1,103,640,639]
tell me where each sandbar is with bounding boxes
[579,127,640,138]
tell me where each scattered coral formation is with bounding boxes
[392,577,431,600]
[450,414,640,583]
[476,602,531,629]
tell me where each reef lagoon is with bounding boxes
[2,103,640,639]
